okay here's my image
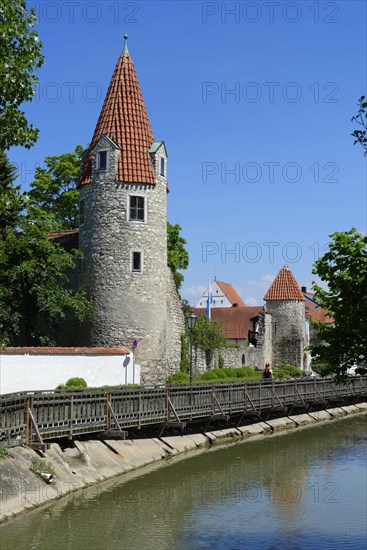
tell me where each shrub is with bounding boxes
[273,369,289,379]
[235,366,256,378]
[166,371,190,384]
[57,377,87,389]
[222,368,237,378]
[226,343,240,349]
[282,364,302,377]
[218,353,225,369]
[212,368,228,379]
[200,370,220,381]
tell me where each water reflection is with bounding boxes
[1,416,366,550]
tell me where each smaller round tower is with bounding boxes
[264,265,306,370]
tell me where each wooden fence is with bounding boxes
[1,376,366,450]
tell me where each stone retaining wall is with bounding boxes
[1,403,366,522]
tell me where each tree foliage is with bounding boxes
[28,145,84,229]
[0,152,93,347]
[193,315,226,351]
[0,0,44,149]
[167,221,189,290]
[310,228,367,377]
[351,95,367,156]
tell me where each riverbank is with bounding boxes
[1,403,366,523]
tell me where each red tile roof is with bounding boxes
[215,280,246,307]
[49,229,79,252]
[79,50,156,186]
[193,307,262,339]
[304,292,333,324]
[264,266,305,301]
[1,347,130,355]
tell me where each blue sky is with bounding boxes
[8,0,367,306]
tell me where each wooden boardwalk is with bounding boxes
[1,377,366,449]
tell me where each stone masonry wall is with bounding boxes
[248,311,272,370]
[267,300,306,369]
[140,267,185,386]
[79,136,168,368]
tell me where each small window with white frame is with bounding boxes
[97,151,107,170]
[132,251,142,273]
[129,195,145,222]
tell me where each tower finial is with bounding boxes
[123,34,129,55]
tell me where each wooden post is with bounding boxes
[106,393,112,431]
[69,395,74,440]
[25,397,33,444]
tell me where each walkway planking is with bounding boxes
[1,377,366,448]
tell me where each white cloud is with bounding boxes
[247,274,275,288]
[244,296,259,306]
[181,285,205,303]
[260,274,274,283]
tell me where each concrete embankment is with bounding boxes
[1,403,366,522]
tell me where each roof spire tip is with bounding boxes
[123,34,129,55]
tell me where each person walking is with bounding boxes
[262,363,273,382]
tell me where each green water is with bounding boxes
[1,415,366,549]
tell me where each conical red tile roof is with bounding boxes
[264,266,305,301]
[79,49,156,186]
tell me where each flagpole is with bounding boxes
[208,277,211,319]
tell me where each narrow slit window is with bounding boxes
[129,196,145,222]
[160,157,165,176]
[132,252,142,273]
[79,199,86,225]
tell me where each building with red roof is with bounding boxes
[193,266,333,371]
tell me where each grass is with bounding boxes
[0,448,9,459]
[30,456,55,476]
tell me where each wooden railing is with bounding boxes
[1,377,366,449]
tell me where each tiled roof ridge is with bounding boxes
[49,229,79,239]
[263,266,305,301]
[215,280,247,307]
[1,347,130,355]
[79,50,156,187]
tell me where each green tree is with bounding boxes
[0,0,44,150]
[167,222,189,290]
[193,315,226,368]
[28,145,84,229]
[180,332,190,373]
[351,95,367,155]
[0,151,24,237]
[310,228,367,377]
[0,153,93,346]
[193,316,226,350]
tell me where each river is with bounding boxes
[1,415,366,550]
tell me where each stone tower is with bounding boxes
[78,36,184,383]
[264,266,306,370]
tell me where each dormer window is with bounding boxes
[98,151,107,170]
[160,157,165,176]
